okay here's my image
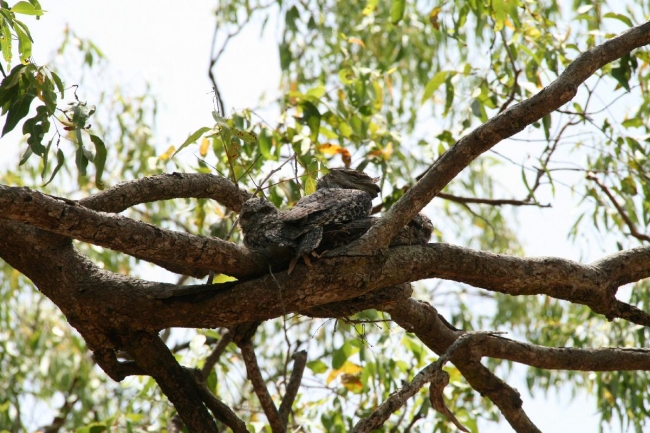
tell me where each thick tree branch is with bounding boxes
[386,299,541,433]
[79,172,250,213]
[352,333,505,433]
[120,332,218,432]
[348,20,650,254]
[0,185,265,278]
[3,211,650,332]
[188,368,250,433]
[300,284,413,318]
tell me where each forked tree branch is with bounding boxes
[351,333,500,433]
[189,368,249,432]
[386,299,541,433]
[3,206,650,329]
[120,332,218,432]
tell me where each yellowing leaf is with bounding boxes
[304,176,317,195]
[232,128,258,143]
[326,369,340,385]
[159,146,175,161]
[362,0,378,15]
[339,361,363,375]
[368,142,392,161]
[317,143,351,167]
[383,142,393,160]
[429,7,441,29]
[348,37,366,48]
[341,374,363,393]
[504,18,515,30]
[199,137,210,157]
[318,143,344,155]
[212,274,237,283]
[372,80,383,111]
[326,361,363,385]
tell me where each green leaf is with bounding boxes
[13,21,32,63]
[298,100,321,141]
[604,12,632,27]
[76,144,89,176]
[43,148,64,186]
[622,118,643,128]
[258,127,274,160]
[362,0,378,15]
[285,5,300,32]
[22,105,49,156]
[10,1,43,16]
[338,67,355,85]
[307,360,328,374]
[542,114,551,140]
[40,136,54,180]
[50,71,64,97]
[279,42,292,71]
[304,173,317,195]
[1,87,36,136]
[231,128,257,143]
[90,134,107,189]
[172,126,211,157]
[390,0,405,24]
[421,71,455,104]
[18,143,32,165]
[0,20,13,64]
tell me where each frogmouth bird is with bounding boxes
[239,168,431,273]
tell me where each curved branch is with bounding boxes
[79,172,250,213]
[348,20,650,254]
[4,209,650,331]
[0,185,265,278]
[386,299,541,433]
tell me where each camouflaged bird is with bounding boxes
[239,168,380,272]
[239,168,433,273]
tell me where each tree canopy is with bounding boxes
[2,1,650,432]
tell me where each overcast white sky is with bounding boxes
[3,1,631,431]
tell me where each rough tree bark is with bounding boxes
[1,20,650,433]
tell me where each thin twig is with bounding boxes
[278,350,308,427]
[437,192,550,207]
[239,340,285,432]
[201,331,234,379]
[587,172,650,242]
